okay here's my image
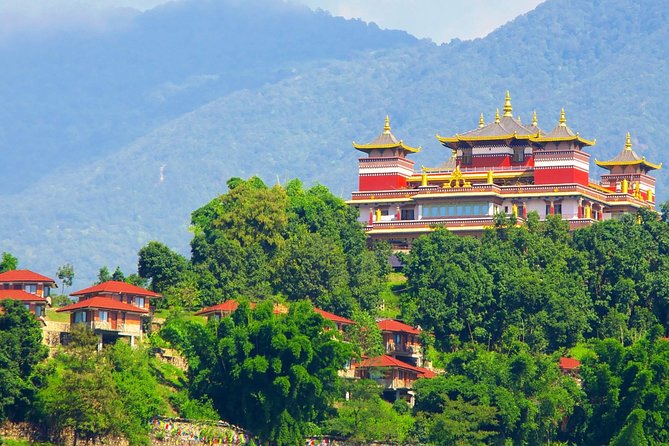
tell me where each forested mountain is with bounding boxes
[2,0,669,285]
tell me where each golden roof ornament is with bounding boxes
[384,115,391,133]
[625,132,632,150]
[532,111,538,127]
[559,108,567,127]
[503,91,513,117]
[479,113,485,128]
[494,108,500,124]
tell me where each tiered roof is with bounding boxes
[56,296,149,314]
[71,280,161,298]
[353,116,420,153]
[0,290,48,302]
[595,132,661,171]
[534,108,595,146]
[0,269,56,284]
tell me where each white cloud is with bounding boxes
[298,0,545,43]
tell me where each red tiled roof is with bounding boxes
[0,290,48,302]
[314,308,354,325]
[195,300,243,316]
[70,280,161,298]
[559,357,581,370]
[377,319,421,335]
[357,355,435,378]
[0,269,56,284]
[56,296,149,313]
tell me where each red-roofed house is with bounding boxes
[0,269,56,302]
[57,281,162,346]
[559,357,581,378]
[314,308,354,333]
[377,319,423,367]
[0,290,48,320]
[194,300,288,321]
[356,354,436,405]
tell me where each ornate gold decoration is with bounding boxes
[503,91,513,117]
[559,108,566,127]
[443,165,471,188]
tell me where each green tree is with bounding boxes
[161,301,351,445]
[0,253,18,273]
[111,266,125,282]
[56,263,75,295]
[137,241,189,293]
[97,266,112,284]
[0,300,48,421]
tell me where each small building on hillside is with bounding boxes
[57,280,162,347]
[0,269,56,321]
[378,319,423,367]
[355,354,436,405]
[314,307,354,333]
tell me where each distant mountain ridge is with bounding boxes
[2,0,668,286]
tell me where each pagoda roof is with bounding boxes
[595,133,661,171]
[0,269,56,284]
[377,319,421,335]
[533,109,595,146]
[437,93,540,147]
[56,296,149,314]
[357,355,436,378]
[353,116,420,153]
[0,290,48,303]
[314,307,354,326]
[70,280,161,298]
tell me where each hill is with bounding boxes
[2,0,669,285]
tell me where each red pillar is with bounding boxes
[549,201,555,216]
[522,202,527,219]
[396,206,401,221]
[369,208,374,225]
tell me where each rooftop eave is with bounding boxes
[352,141,421,153]
[595,159,662,170]
[533,135,596,146]
[436,133,536,145]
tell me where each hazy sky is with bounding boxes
[0,0,544,43]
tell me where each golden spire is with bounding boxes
[383,115,391,133]
[494,108,500,124]
[479,113,485,128]
[532,111,538,127]
[625,132,632,150]
[559,108,566,127]
[503,91,512,117]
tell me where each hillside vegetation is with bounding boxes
[2,0,669,284]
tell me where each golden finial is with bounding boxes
[503,91,512,117]
[384,115,391,133]
[532,111,538,127]
[559,108,566,127]
[494,108,500,123]
[625,132,632,150]
[479,113,485,128]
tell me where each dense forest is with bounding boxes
[3,0,669,285]
[3,178,669,445]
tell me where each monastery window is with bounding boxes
[24,284,37,294]
[401,209,415,220]
[513,147,525,163]
[422,203,488,218]
[461,148,473,165]
[2,284,8,289]
[545,203,563,216]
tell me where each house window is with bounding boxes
[461,148,473,165]
[23,304,30,311]
[99,310,108,322]
[24,284,37,294]
[513,147,524,162]
[43,287,50,297]
[35,306,43,317]
[74,311,87,323]
[135,297,145,309]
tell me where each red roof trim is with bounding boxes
[0,290,48,302]
[70,280,161,298]
[56,296,149,313]
[377,319,421,335]
[357,355,435,378]
[194,300,243,316]
[0,269,56,284]
[314,308,354,325]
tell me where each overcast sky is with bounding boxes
[0,0,544,43]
